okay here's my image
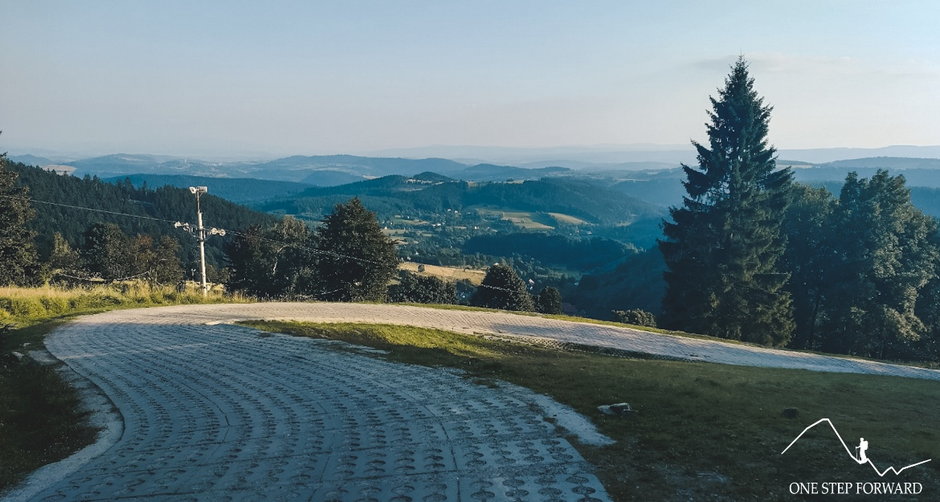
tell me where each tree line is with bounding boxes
[658,58,940,361]
[1,153,559,313]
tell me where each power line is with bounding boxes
[0,193,179,224]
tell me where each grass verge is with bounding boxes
[0,284,249,493]
[396,302,940,369]
[243,320,940,501]
[0,340,97,491]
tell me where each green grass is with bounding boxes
[0,284,250,493]
[243,320,940,501]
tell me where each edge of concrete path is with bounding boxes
[1,341,125,502]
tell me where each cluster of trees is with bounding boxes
[471,263,563,314]
[226,198,399,301]
[0,154,185,286]
[388,271,457,304]
[51,225,184,285]
[783,175,939,359]
[6,159,275,269]
[659,58,940,361]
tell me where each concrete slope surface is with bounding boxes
[10,304,613,502]
[115,302,938,380]
[9,301,940,501]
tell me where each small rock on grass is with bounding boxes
[598,402,634,416]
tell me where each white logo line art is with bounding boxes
[781,418,932,477]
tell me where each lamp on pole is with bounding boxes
[175,187,225,296]
[190,186,209,295]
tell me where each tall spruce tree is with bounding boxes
[659,57,794,345]
[0,150,39,285]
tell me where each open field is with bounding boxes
[475,208,557,230]
[548,212,590,225]
[399,261,487,285]
[247,321,940,501]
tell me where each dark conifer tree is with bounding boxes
[315,198,398,302]
[225,225,273,297]
[659,57,794,345]
[536,286,563,314]
[472,264,534,312]
[0,151,39,285]
[780,184,837,349]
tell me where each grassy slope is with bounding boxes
[0,285,247,492]
[243,321,940,501]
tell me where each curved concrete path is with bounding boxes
[8,301,940,501]
[10,304,614,502]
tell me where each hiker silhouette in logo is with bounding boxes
[855,438,869,464]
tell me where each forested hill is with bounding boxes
[259,175,663,225]
[10,162,277,266]
[105,174,314,204]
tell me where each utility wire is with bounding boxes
[0,193,180,224]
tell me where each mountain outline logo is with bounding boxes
[781,418,931,477]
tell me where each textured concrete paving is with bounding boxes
[10,301,940,501]
[11,304,613,502]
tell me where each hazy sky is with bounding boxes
[2,1,939,158]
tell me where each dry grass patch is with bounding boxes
[399,262,486,285]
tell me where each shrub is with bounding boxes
[536,287,563,314]
[389,271,457,304]
[472,264,534,312]
[613,309,657,327]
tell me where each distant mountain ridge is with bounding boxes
[50,153,572,184]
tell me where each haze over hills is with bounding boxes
[11,144,940,180]
[363,144,940,166]
[15,147,940,220]
[24,153,573,185]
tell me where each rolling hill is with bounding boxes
[258,174,663,227]
[9,162,277,269]
[104,174,314,204]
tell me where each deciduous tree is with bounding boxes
[818,171,938,358]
